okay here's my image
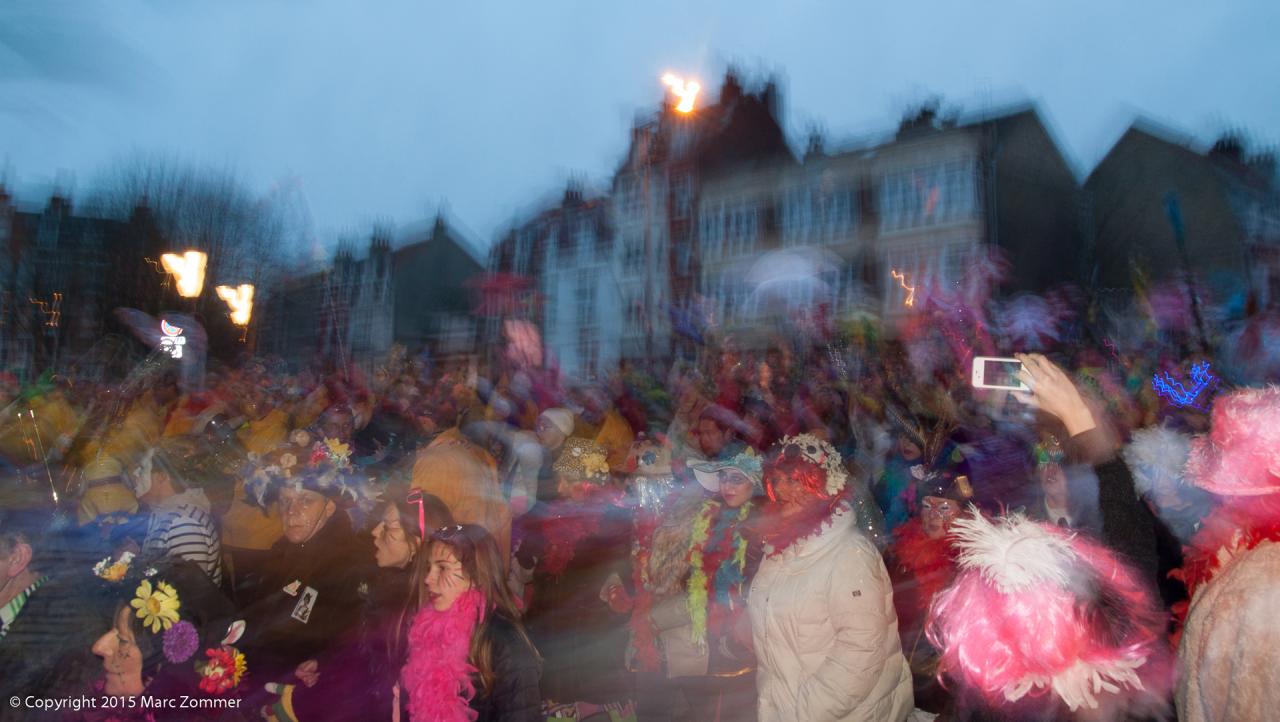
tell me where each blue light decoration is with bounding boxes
[1152,361,1216,410]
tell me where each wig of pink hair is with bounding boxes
[926,512,1172,718]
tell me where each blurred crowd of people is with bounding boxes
[0,321,1276,722]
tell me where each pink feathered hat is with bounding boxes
[927,511,1172,717]
[1186,386,1280,497]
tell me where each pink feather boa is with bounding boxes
[401,589,486,722]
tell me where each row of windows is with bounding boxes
[691,161,978,256]
[509,217,607,274]
[698,202,761,259]
[780,185,857,244]
[880,160,978,232]
[504,162,980,278]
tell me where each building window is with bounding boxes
[880,160,977,232]
[514,229,532,276]
[672,174,693,219]
[575,269,594,329]
[624,178,644,219]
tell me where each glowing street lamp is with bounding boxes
[160,251,208,298]
[661,73,700,114]
[216,284,254,326]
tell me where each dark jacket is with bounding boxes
[284,565,412,721]
[238,511,375,686]
[470,614,542,722]
[518,500,631,705]
[1070,428,1161,587]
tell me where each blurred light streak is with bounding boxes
[216,284,255,325]
[891,269,916,308]
[661,73,700,113]
[160,251,207,298]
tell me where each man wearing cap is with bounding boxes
[672,449,766,721]
[1024,435,1101,534]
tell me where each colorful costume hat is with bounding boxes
[92,553,249,697]
[692,447,763,495]
[243,436,380,515]
[1186,386,1280,497]
[551,437,611,485]
[927,511,1171,716]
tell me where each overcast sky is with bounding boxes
[2,0,1277,252]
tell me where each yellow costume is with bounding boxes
[411,428,512,558]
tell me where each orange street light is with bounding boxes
[216,284,254,326]
[661,73,700,114]
[160,251,208,298]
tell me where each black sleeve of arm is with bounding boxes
[1093,455,1161,587]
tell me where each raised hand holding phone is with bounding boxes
[1012,353,1096,436]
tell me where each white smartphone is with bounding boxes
[971,356,1028,391]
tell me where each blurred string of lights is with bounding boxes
[1152,360,1216,409]
[891,269,916,307]
[29,292,62,328]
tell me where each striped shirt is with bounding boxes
[0,575,47,642]
[144,489,223,586]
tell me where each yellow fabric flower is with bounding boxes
[232,650,247,684]
[131,579,181,633]
[325,438,349,457]
[102,562,129,582]
[582,451,610,478]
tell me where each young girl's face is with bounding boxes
[372,505,417,570]
[424,542,472,611]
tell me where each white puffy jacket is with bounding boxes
[749,509,913,722]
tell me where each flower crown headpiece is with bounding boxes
[95,557,249,695]
[244,437,380,515]
[777,433,848,496]
[93,551,142,582]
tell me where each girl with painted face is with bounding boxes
[397,524,540,722]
